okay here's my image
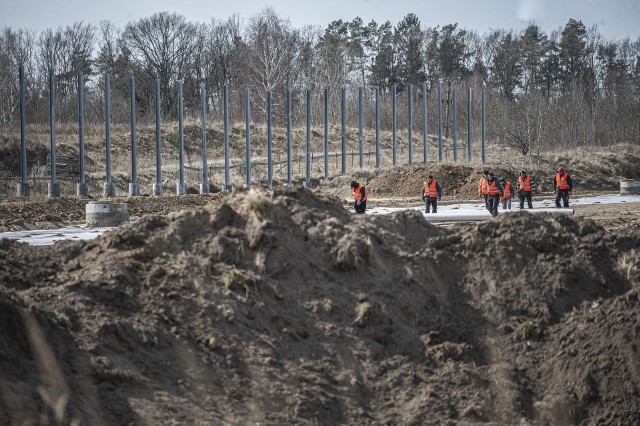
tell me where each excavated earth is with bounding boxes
[0,182,639,425]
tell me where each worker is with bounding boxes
[517,169,535,209]
[421,174,442,213]
[500,176,514,210]
[350,180,368,214]
[554,167,573,208]
[478,170,489,209]
[486,172,504,217]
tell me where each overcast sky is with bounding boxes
[1,0,639,40]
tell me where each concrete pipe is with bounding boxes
[86,200,128,227]
[422,208,574,222]
[620,180,640,195]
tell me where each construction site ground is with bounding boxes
[0,153,639,425]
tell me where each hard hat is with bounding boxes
[426,175,433,179]
[520,169,527,175]
[556,167,565,174]
[350,180,358,188]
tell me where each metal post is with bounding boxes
[17,65,29,198]
[468,87,472,162]
[287,89,292,185]
[223,84,230,190]
[438,80,443,163]
[341,87,346,176]
[375,86,380,168]
[324,88,329,180]
[423,82,428,165]
[482,84,486,164]
[267,90,273,187]
[104,72,115,196]
[245,88,251,188]
[200,83,209,194]
[129,76,139,196]
[153,78,163,196]
[453,85,457,162]
[306,88,311,187]
[392,84,397,166]
[76,70,88,196]
[177,80,186,195]
[408,84,412,166]
[358,87,363,168]
[48,69,60,198]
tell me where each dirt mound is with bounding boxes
[0,187,638,425]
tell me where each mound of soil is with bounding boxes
[1,187,638,425]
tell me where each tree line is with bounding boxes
[1,8,639,157]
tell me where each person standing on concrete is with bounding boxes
[500,176,514,210]
[478,170,489,209]
[554,167,573,208]
[486,172,504,217]
[350,180,368,214]
[517,170,535,209]
[421,174,442,213]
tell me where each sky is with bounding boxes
[0,0,639,40]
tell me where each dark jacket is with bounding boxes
[421,180,442,200]
[554,174,573,191]
[501,181,515,198]
[486,177,504,197]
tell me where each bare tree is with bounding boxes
[244,8,300,95]
[121,12,199,116]
[0,27,34,124]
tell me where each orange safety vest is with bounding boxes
[423,180,438,198]
[518,175,532,192]
[556,173,570,190]
[488,180,501,196]
[478,177,489,195]
[352,184,368,201]
[501,182,512,200]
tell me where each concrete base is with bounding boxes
[128,182,140,196]
[48,182,60,198]
[103,182,116,197]
[152,183,164,196]
[77,183,89,197]
[620,180,640,195]
[199,183,210,194]
[16,183,30,198]
[176,183,188,195]
[86,200,128,227]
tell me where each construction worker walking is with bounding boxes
[350,180,368,214]
[554,167,573,208]
[421,175,442,213]
[486,172,504,217]
[478,170,489,209]
[500,176,514,210]
[517,170,535,209]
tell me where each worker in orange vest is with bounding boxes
[486,172,504,217]
[517,170,535,209]
[499,176,514,210]
[421,174,442,213]
[477,170,489,209]
[554,167,573,208]
[350,180,368,213]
